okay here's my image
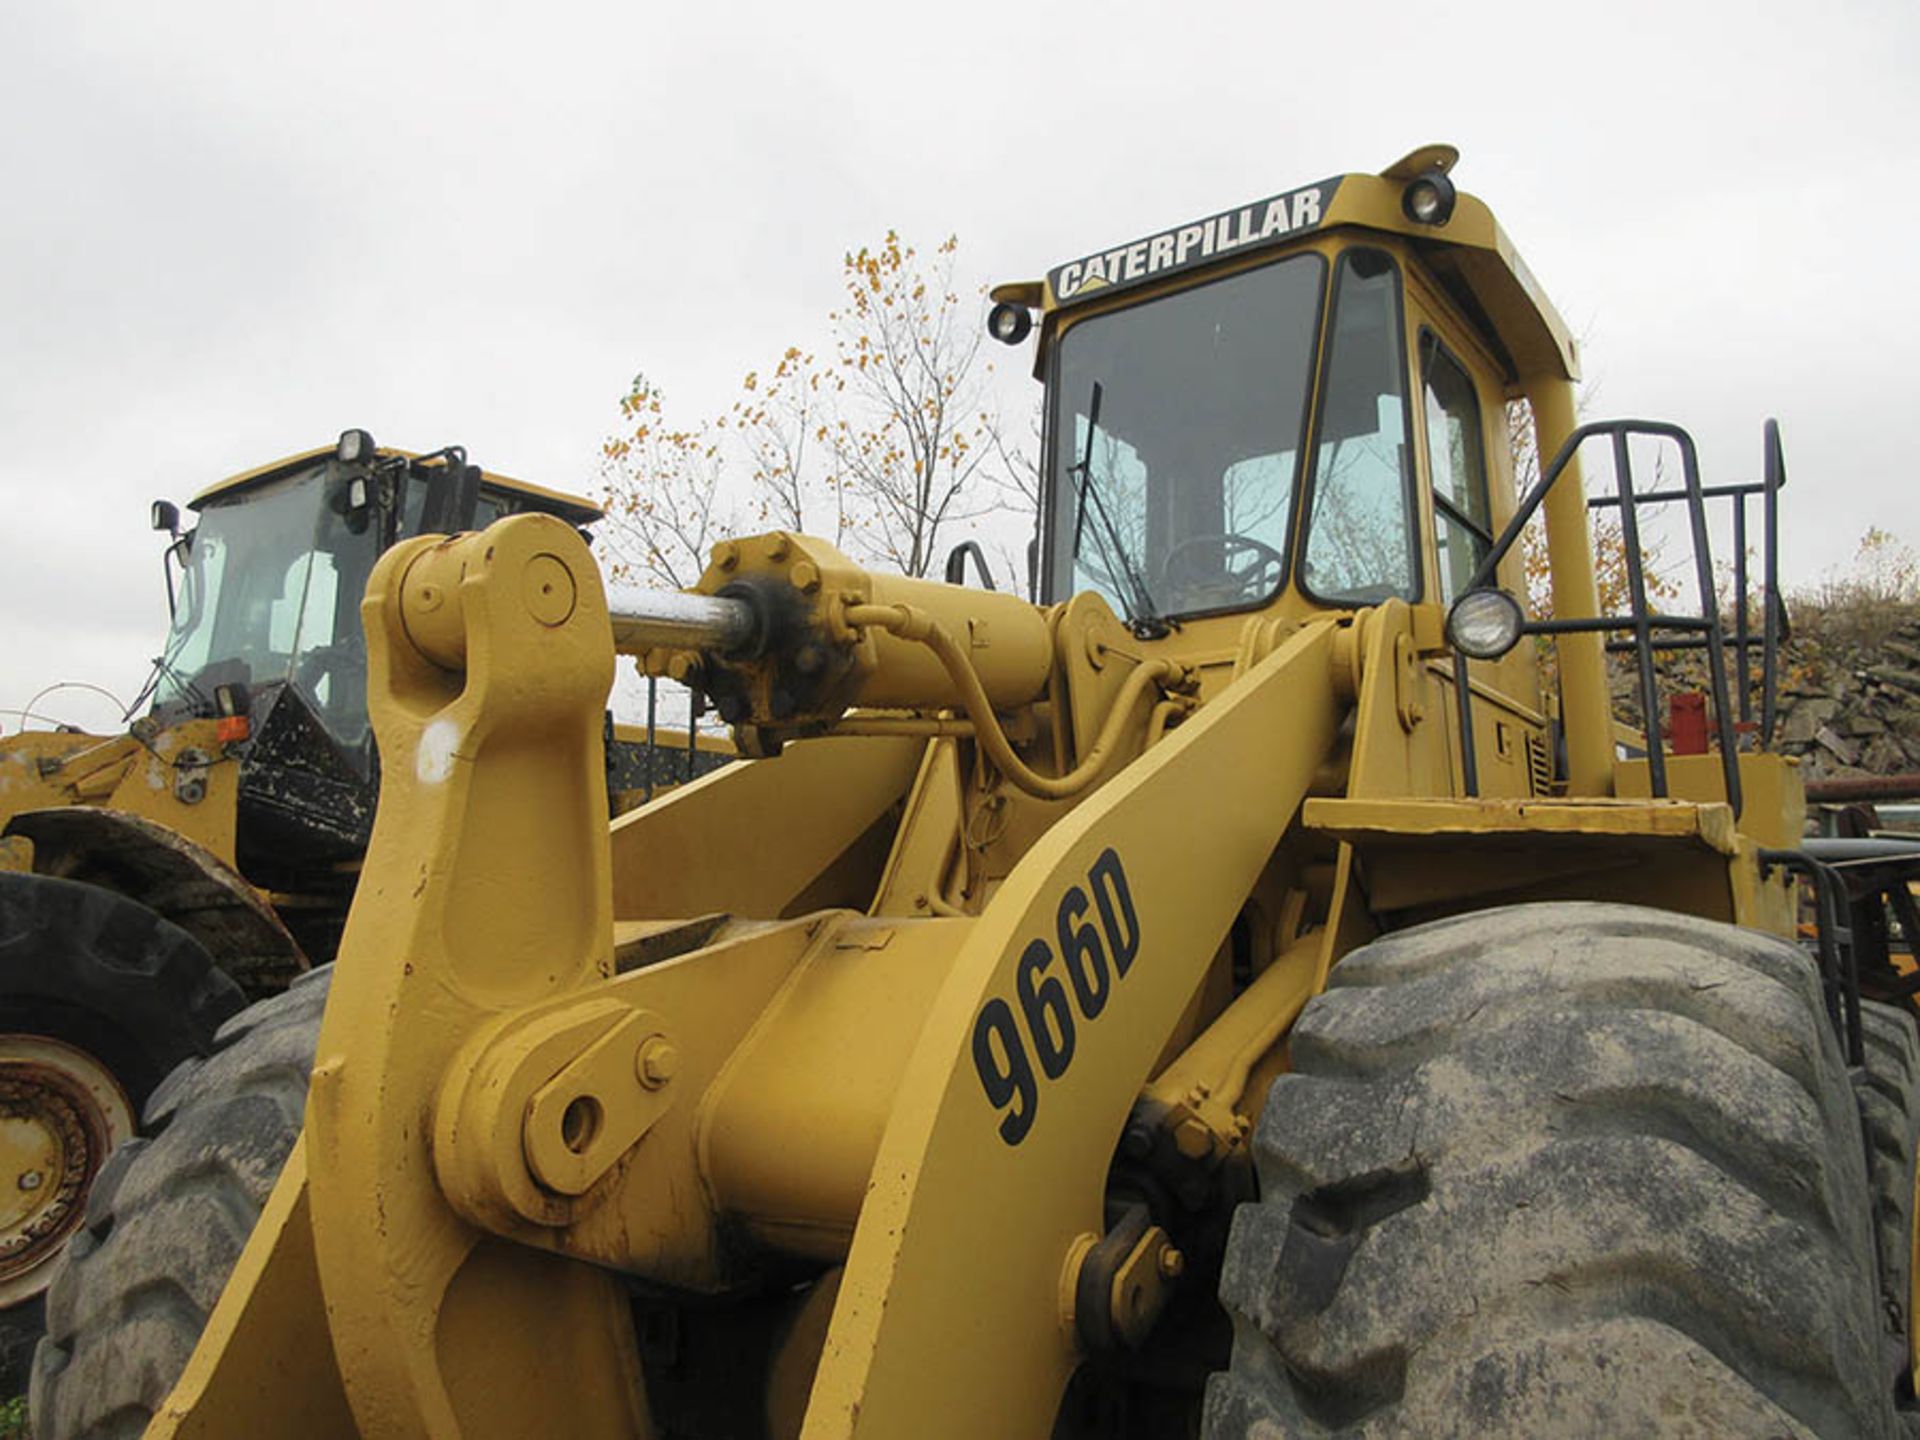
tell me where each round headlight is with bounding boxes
[1446,588,1525,660]
[987,301,1033,346]
[1401,168,1457,226]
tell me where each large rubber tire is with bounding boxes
[1206,902,1895,1439]
[1857,999,1920,1427]
[29,967,328,1439]
[0,872,244,1394]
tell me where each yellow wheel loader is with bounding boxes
[34,147,1920,1437]
[0,435,704,1385]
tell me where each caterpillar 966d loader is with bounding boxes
[0,436,618,1376]
[35,146,1920,1437]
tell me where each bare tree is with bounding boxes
[597,374,736,590]
[599,232,1021,589]
[823,233,1005,577]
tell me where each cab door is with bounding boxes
[1403,270,1549,795]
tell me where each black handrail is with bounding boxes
[1591,417,1785,745]
[1759,848,1864,1066]
[1452,419,1747,818]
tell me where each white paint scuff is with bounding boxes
[415,719,462,784]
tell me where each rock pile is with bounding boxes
[1603,604,1920,783]
[1773,610,1920,782]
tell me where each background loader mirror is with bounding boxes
[150,499,180,536]
[344,474,373,535]
[417,458,482,535]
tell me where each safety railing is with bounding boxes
[1588,418,1786,745]
[1758,847,1864,1066]
[1450,418,1788,820]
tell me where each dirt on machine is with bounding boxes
[0,435,729,1385]
[29,146,1920,1438]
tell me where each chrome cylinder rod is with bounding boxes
[604,586,757,656]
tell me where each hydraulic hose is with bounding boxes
[843,602,1179,801]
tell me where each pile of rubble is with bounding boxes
[1767,607,1920,783]
[1602,603,1920,784]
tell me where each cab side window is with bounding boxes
[1299,248,1418,604]
[1421,334,1493,604]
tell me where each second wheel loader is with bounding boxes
[33,145,1920,1438]
[0,435,721,1382]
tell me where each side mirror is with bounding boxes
[341,473,374,536]
[151,499,180,536]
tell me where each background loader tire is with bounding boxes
[1206,902,1895,1439]
[1856,999,1920,1429]
[29,966,328,1439]
[0,872,244,1395]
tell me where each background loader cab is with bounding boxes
[144,434,601,887]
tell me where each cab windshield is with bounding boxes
[155,463,380,749]
[1044,245,1416,620]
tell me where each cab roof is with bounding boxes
[995,144,1579,386]
[188,445,604,525]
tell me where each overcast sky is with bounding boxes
[3,0,1914,734]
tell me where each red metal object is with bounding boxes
[1668,692,1710,756]
[215,715,250,744]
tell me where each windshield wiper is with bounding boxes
[1068,381,1165,636]
[123,650,210,723]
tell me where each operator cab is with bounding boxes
[1003,146,1568,658]
[144,433,601,879]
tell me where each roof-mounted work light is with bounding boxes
[336,428,377,464]
[987,302,1033,346]
[1401,167,1457,226]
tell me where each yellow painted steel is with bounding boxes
[187,444,602,521]
[800,621,1343,1436]
[701,917,973,1258]
[1616,750,1807,851]
[1526,373,1614,798]
[0,720,241,868]
[608,735,922,920]
[441,913,841,1286]
[150,1145,354,1438]
[1031,147,1580,385]
[300,517,647,1437]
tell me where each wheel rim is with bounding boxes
[0,1034,134,1306]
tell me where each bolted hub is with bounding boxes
[1068,1202,1184,1352]
[0,1036,135,1307]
